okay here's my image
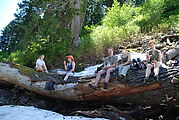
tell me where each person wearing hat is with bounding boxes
[57,55,75,84]
[144,40,162,83]
[35,55,49,73]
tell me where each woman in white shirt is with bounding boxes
[35,55,48,73]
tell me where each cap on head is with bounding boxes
[66,55,74,61]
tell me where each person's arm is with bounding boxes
[44,63,48,73]
[121,53,131,66]
[69,62,75,72]
[64,61,67,71]
[105,56,118,69]
[158,51,162,63]
[36,59,41,68]
[42,60,49,73]
[102,58,108,69]
[105,64,116,69]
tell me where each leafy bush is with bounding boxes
[0,52,9,62]
[1,0,178,67]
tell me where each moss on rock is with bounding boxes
[8,62,36,76]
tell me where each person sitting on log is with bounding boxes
[117,46,131,82]
[35,55,49,73]
[57,55,75,85]
[144,40,162,83]
[89,48,118,90]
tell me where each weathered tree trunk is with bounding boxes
[0,62,178,106]
[70,0,88,47]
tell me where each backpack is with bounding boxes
[137,58,146,69]
[44,80,55,90]
[131,58,146,70]
[174,57,179,66]
[95,63,104,73]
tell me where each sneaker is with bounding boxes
[120,75,125,79]
[144,77,149,84]
[61,80,65,85]
[103,82,108,89]
[89,84,97,90]
[117,75,125,81]
[154,75,159,82]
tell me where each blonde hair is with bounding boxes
[39,55,44,59]
[148,40,156,45]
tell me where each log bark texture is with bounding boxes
[0,62,178,105]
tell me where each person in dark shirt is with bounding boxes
[57,55,75,84]
[144,40,162,83]
[118,46,131,81]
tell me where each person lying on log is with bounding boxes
[117,46,131,82]
[89,48,118,90]
[57,55,75,85]
[35,55,49,73]
[144,40,162,83]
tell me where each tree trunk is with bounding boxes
[70,0,88,47]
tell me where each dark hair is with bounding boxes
[118,46,125,49]
[108,48,114,51]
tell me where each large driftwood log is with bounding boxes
[0,62,178,105]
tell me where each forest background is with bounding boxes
[0,0,178,69]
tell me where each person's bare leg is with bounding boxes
[63,72,73,81]
[154,63,160,76]
[42,65,47,72]
[95,70,106,87]
[36,67,43,72]
[145,64,153,78]
[57,71,62,75]
[104,68,114,83]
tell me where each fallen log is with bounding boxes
[0,62,178,105]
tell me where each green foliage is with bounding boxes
[81,0,141,53]
[102,0,141,27]
[84,0,114,26]
[0,52,9,62]
[0,0,74,67]
[81,0,178,57]
[0,0,178,67]
[166,14,179,30]
[137,0,165,31]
